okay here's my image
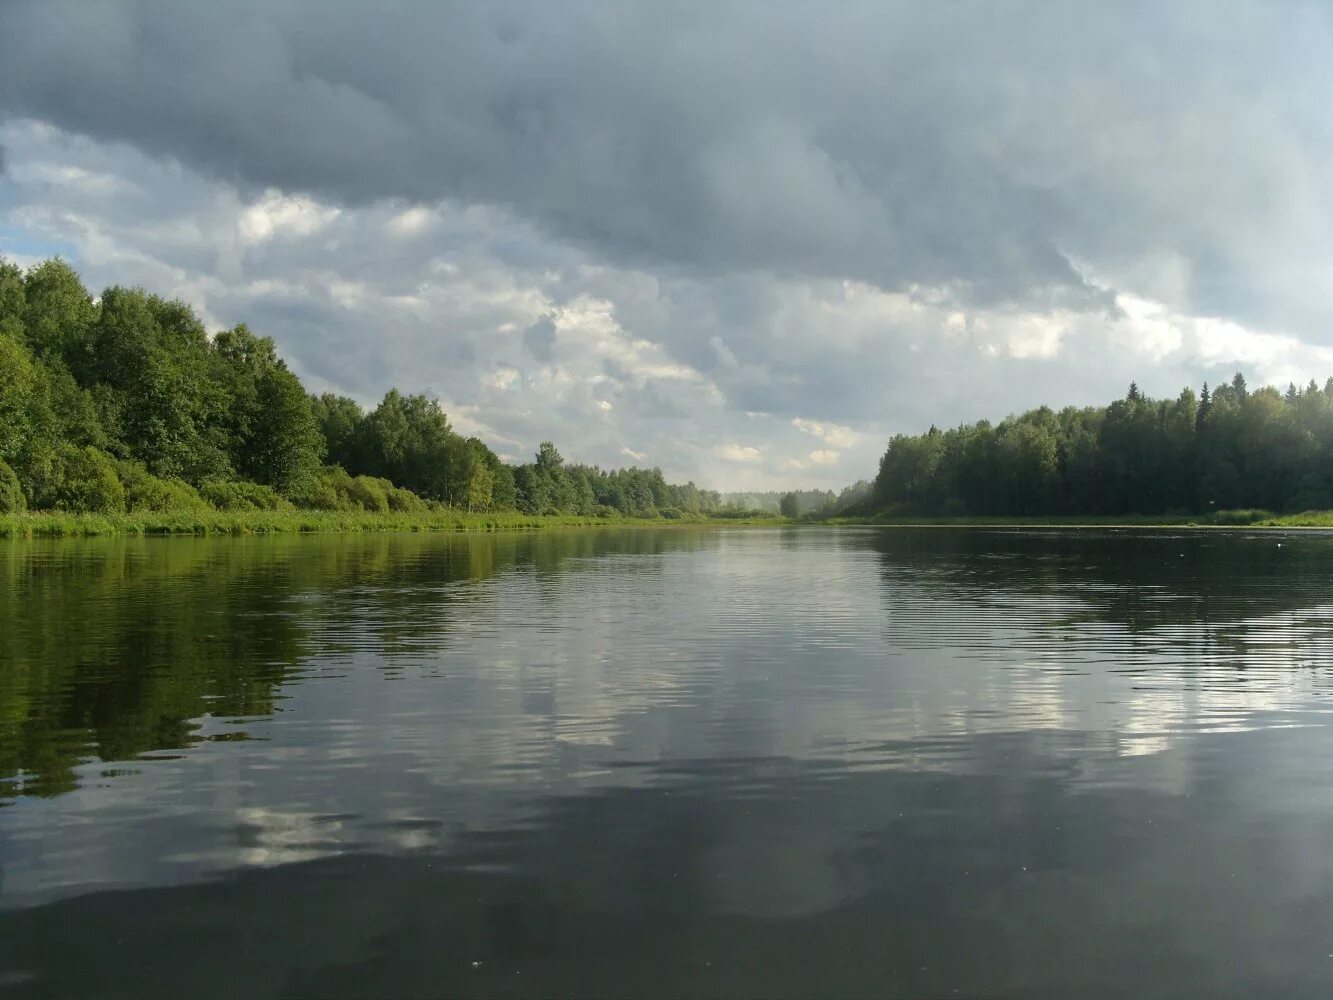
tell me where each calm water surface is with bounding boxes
[4,527,1333,998]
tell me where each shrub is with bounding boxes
[291,466,355,511]
[1285,476,1331,514]
[712,507,778,520]
[385,483,428,513]
[345,475,390,513]
[117,460,210,512]
[1209,508,1273,526]
[199,478,290,511]
[288,466,428,514]
[0,459,24,513]
[36,445,126,513]
[289,474,342,511]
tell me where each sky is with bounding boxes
[2,1,1332,490]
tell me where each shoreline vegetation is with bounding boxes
[7,506,1333,539]
[863,374,1333,522]
[0,509,783,539]
[9,257,1333,543]
[828,513,1333,530]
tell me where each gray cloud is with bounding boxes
[3,4,1333,488]
[4,1,1331,329]
[522,315,556,363]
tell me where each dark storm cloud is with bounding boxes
[6,1,1329,329]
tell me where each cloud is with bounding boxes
[5,3,1333,327]
[3,5,1333,489]
[792,418,857,449]
[238,190,340,244]
[716,444,762,464]
[808,450,839,466]
[522,315,557,362]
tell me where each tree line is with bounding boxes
[773,484,871,518]
[0,258,724,518]
[871,374,1333,517]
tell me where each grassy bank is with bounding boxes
[0,509,787,539]
[823,509,1333,529]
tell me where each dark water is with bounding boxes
[4,527,1333,998]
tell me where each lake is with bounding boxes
[3,527,1333,998]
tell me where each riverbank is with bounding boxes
[0,509,786,539]
[824,509,1333,529]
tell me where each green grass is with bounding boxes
[0,509,643,538]
[12,506,1333,538]
[1254,510,1333,528]
[0,508,790,539]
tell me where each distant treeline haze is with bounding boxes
[727,485,871,517]
[0,258,733,518]
[873,375,1333,516]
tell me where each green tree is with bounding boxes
[91,287,228,481]
[536,441,564,472]
[0,329,40,463]
[0,459,24,513]
[22,259,97,373]
[359,391,461,501]
[245,365,324,492]
[0,258,26,327]
[310,393,366,470]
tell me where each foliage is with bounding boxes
[508,447,723,518]
[0,328,40,463]
[199,479,292,511]
[0,509,716,540]
[723,488,841,516]
[310,393,366,470]
[117,460,211,512]
[0,460,24,514]
[32,445,126,513]
[215,325,324,493]
[871,377,1333,517]
[290,466,430,514]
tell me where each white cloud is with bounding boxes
[238,190,340,244]
[716,444,763,463]
[791,418,857,448]
[808,450,840,465]
[385,205,435,237]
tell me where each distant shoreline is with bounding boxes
[9,508,1333,539]
[824,511,1333,529]
[0,510,786,539]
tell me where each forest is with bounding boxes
[0,257,731,520]
[871,375,1333,517]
